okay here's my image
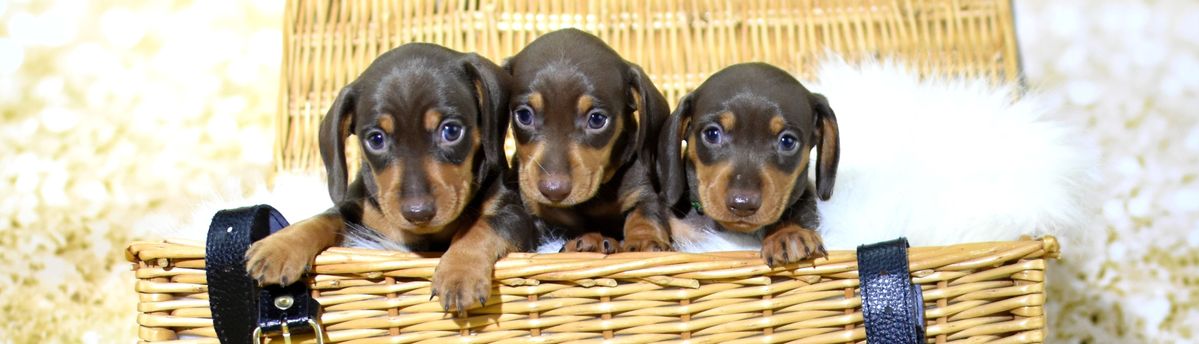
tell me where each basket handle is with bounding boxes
[206,205,324,344]
[857,238,926,343]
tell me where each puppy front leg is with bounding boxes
[245,209,343,286]
[432,220,517,317]
[432,188,529,316]
[621,198,672,252]
[619,161,672,252]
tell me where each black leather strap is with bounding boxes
[206,205,321,343]
[857,238,926,344]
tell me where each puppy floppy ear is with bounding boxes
[462,54,513,184]
[319,85,356,204]
[657,93,692,208]
[623,63,669,162]
[810,93,840,201]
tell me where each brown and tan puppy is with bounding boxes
[657,63,840,266]
[504,29,672,253]
[244,43,535,316]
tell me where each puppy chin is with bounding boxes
[713,218,767,233]
[400,224,447,235]
[704,207,770,232]
[379,205,456,235]
[524,192,586,208]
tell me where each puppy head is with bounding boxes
[504,29,668,207]
[657,63,839,232]
[320,44,510,233]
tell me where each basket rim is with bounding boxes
[126,235,1060,266]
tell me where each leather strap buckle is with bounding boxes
[253,319,326,344]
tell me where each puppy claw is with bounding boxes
[761,226,826,267]
[561,233,620,254]
[244,234,313,287]
[431,254,494,317]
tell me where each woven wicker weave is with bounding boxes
[128,236,1058,343]
[275,0,1021,173]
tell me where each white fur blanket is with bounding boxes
[157,59,1096,252]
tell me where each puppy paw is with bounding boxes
[560,232,619,254]
[245,234,313,286]
[760,225,827,267]
[621,234,672,252]
[620,209,673,252]
[431,254,494,317]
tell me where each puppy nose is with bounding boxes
[538,174,572,202]
[400,197,437,224]
[726,190,761,217]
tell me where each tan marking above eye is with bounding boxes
[424,109,442,132]
[527,92,544,112]
[378,115,395,135]
[718,111,735,131]
[576,95,594,115]
[769,115,786,135]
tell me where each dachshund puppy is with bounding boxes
[244,43,534,315]
[657,63,840,266]
[504,29,672,253]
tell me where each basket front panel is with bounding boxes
[128,238,1055,343]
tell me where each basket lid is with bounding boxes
[274,0,1021,175]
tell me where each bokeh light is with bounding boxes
[0,0,283,341]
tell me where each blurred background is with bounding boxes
[0,0,1195,342]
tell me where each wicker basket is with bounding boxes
[129,236,1058,343]
[128,0,1053,342]
[274,0,1021,173]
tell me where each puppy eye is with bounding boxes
[778,133,799,153]
[514,105,534,128]
[440,121,464,143]
[586,110,608,130]
[365,130,387,152]
[701,125,723,145]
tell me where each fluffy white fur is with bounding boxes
[662,59,1097,252]
[159,58,1095,254]
[149,173,332,243]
